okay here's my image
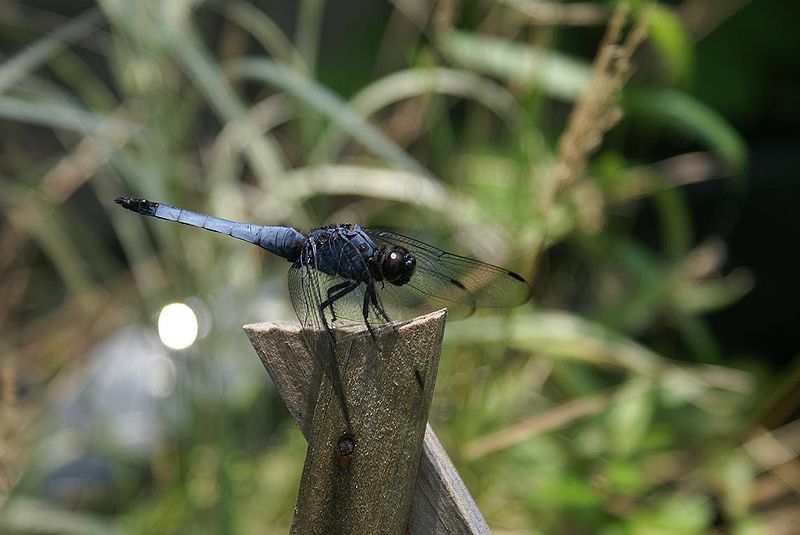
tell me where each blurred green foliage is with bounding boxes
[0,0,792,533]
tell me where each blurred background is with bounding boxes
[1,0,799,533]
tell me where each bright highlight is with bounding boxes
[158,302,199,350]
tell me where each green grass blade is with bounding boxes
[626,88,748,175]
[647,4,695,86]
[0,95,138,134]
[163,26,287,183]
[440,30,591,100]
[219,1,307,71]
[279,164,448,209]
[229,57,429,176]
[295,0,326,72]
[311,67,521,163]
[0,8,104,93]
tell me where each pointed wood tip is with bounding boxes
[242,308,447,336]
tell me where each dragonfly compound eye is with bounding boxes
[380,246,415,286]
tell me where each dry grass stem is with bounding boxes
[380,98,428,149]
[534,2,651,238]
[0,359,20,501]
[0,106,140,275]
[463,390,615,460]
[745,423,800,494]
[434,0,459,39]
[500,0,611,27]
[678,0,752,40]
[552,3,649,195]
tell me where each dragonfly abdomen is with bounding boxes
[115,197,305,261]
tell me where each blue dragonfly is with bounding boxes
[115,196,531,425]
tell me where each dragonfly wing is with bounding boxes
[287,234,399,427]
[365,229,531,318]
[287,250,358,427]
[291,230,408,329]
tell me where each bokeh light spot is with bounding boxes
[158,302,198,350]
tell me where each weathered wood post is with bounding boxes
[244,309,491,534]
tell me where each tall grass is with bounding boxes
[0,1,785,534]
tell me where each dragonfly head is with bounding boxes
[378,245,416,286]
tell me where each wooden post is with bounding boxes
[245,309,491,534]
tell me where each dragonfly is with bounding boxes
[115,196,531,425]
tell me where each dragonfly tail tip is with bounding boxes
[114,196,158,216]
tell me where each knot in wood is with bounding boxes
[336,434,355,458]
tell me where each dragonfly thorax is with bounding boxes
[303,224,378,282]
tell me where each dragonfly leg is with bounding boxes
[314,322,352,431]
[361,284,381,346]
[315,283,360,431]
[320,280,357,322]
[362,282,398,354]
[317,281,359,338]
[369,287,392,325]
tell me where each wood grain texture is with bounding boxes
[244,309,491,535]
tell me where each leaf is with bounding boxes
[440,30,591,100]
[0,8,104,93]
[444,312,754,394]
[163,25,287,182]
[310,67,521,163]
[229,57,429,176]
[0,498,129,535]
[647,4,695,86]
[606,378,654,456]
[0,95,138,135]
[626,88,748,175]
[626,493,714,533]
[221,0,306,70]
[278,164,448,209]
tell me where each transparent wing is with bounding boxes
[365,228,531,318]
[286,235,401,427]
[291,245,442,326]
[287,243,360,427]
[291,268,396,328]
